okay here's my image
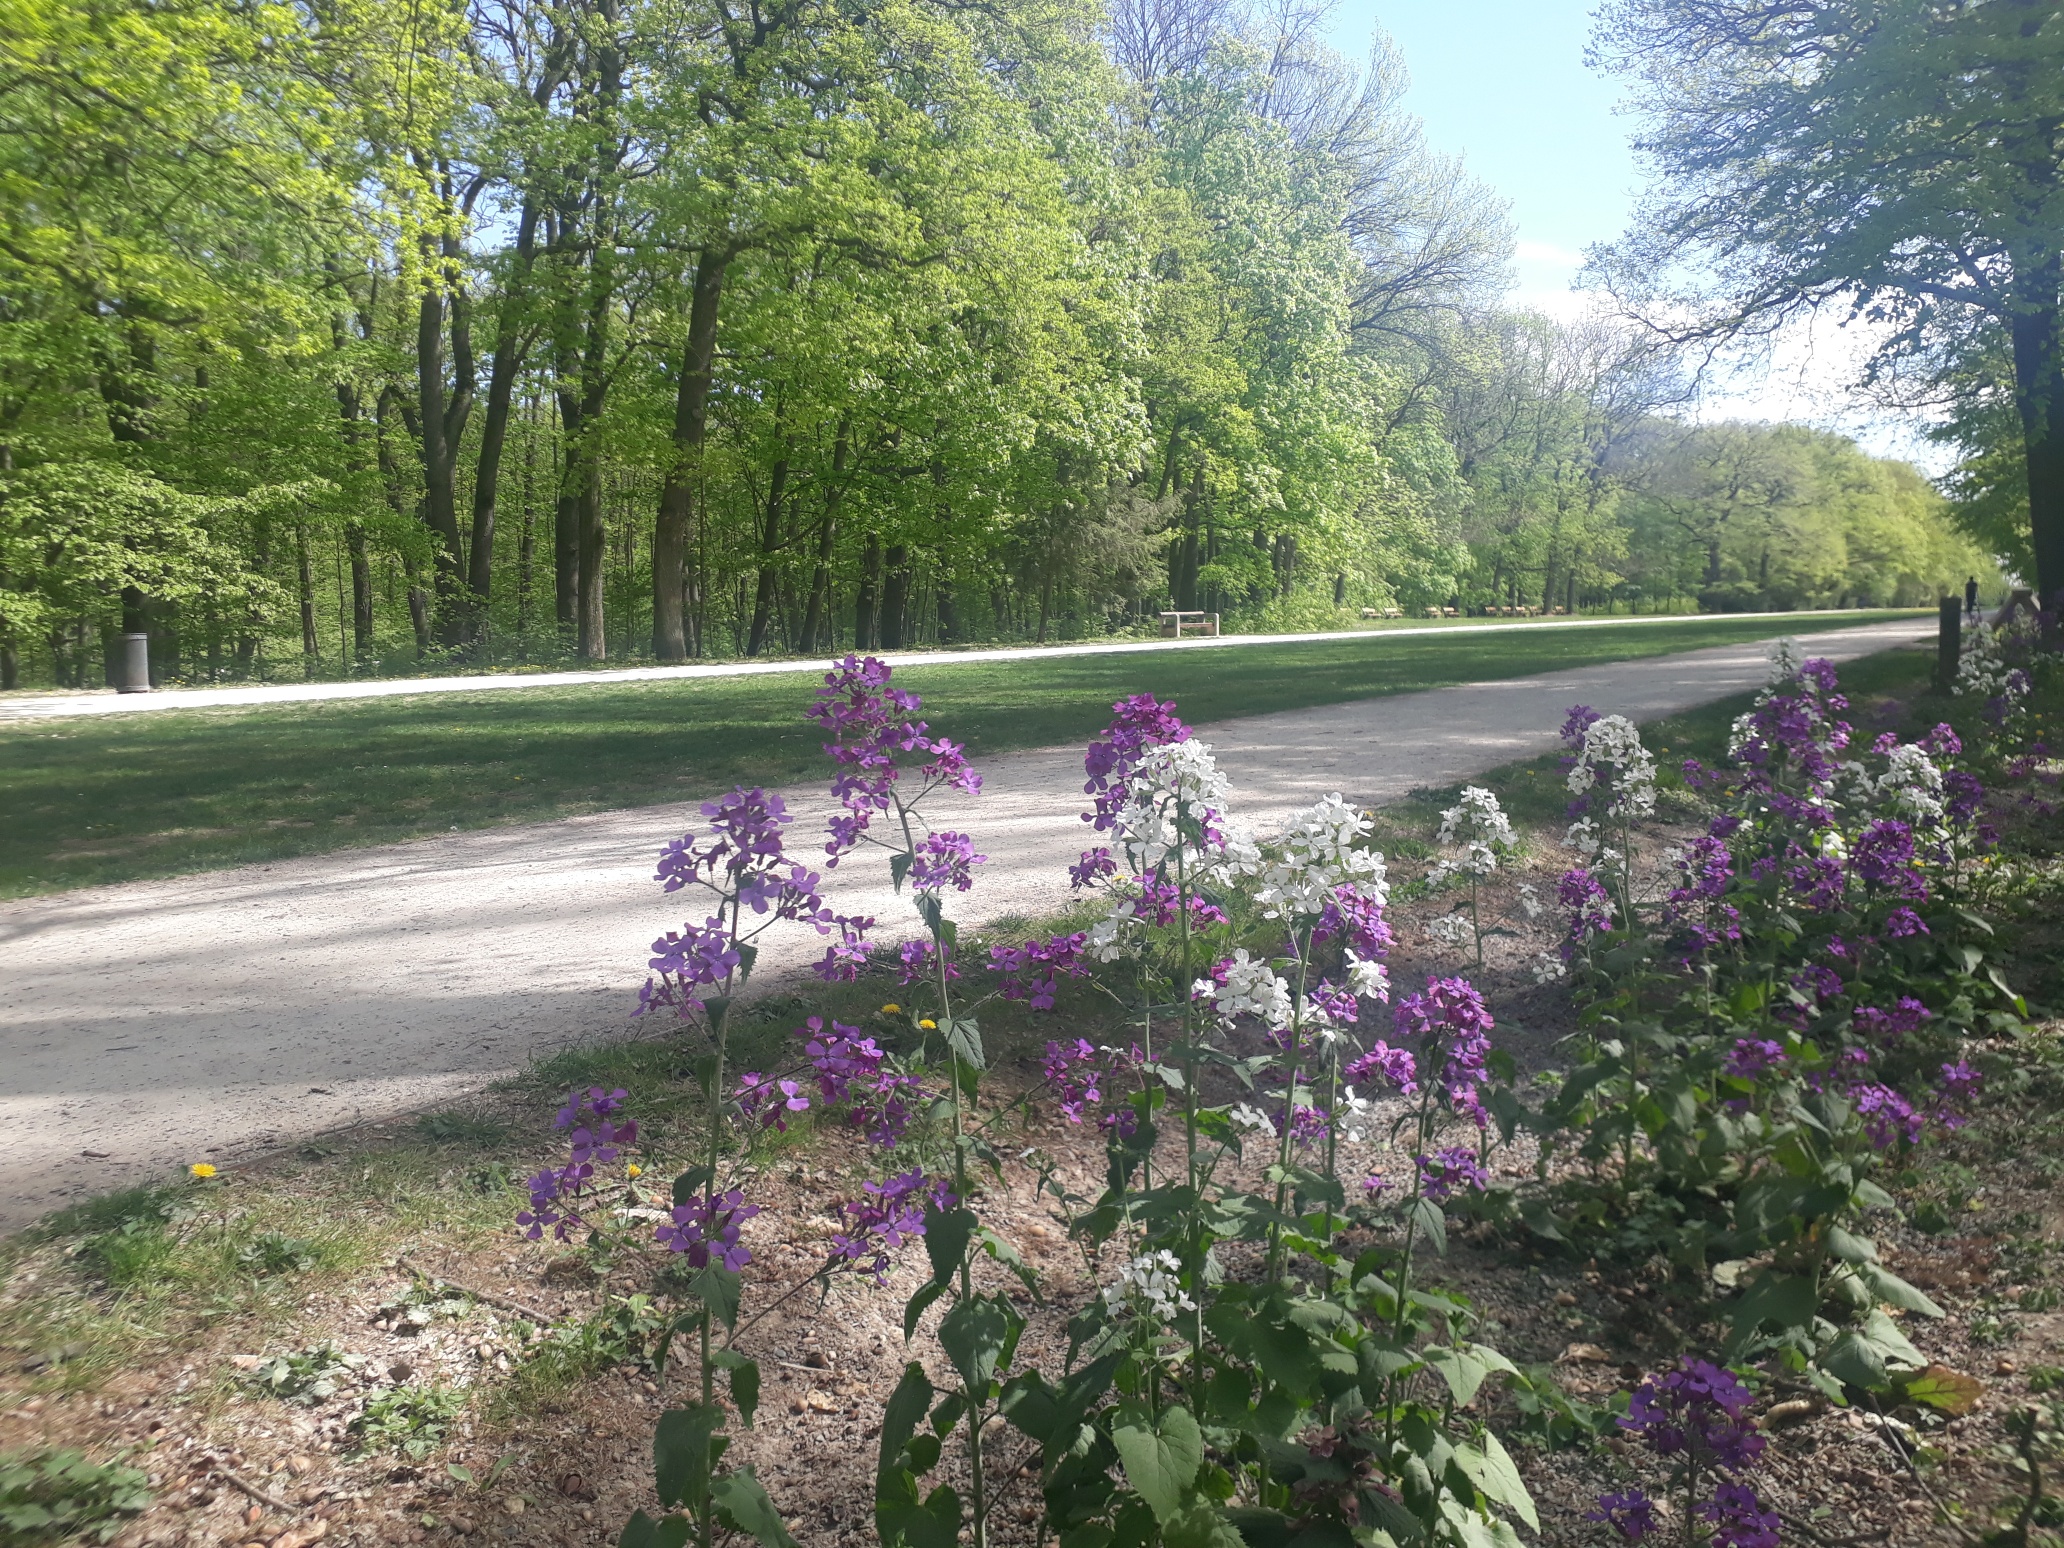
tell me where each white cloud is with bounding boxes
[1514,239,1588,268]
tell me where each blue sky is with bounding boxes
[1317,1,1928,459]
[1321,0,1634,312]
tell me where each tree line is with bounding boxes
[0,0,2001,688]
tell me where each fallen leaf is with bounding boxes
[1560,1343,1613,1365]
[1898,1364,1985,1417]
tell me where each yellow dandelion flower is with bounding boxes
[189,1162,217,1179]
[881,1003,902,1015]
[918,1019,938,1031]
[626,1163,642,1179]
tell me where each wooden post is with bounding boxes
[1936,596,1961,690]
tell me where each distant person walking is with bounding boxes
[1966,577,1980,618]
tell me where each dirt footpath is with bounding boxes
[0,619,1924,1230]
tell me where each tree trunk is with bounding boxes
[517,421,537,637]
[652,250,730,660]
[2009,252,2064,609]
[347,522,373,663]
[416,258,474,648]
[746,457,789,656]
[880,543,911,648]
[296,525,319,673]
[856,534,882,649]
[800,423,846,652]
[464,199,541,644]
[1705,541,1722,587]
[554,390,580,637]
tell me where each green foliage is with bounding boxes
[0,1450,150,1544]
[244,1345,367,1404]
[350,1384,466,1459]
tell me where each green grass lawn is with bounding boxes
[0,610,1917,898]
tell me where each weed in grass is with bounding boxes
[235,1231,321,1277]
[244,1345,368,1404]
[34,1185,182,1242]
[75,1218,174,1289]
[0,1450,150,1543]
[2028,1367,2064,1394]
[350,1384,466,1459]
[491,1297,664,1421]
[415,1110,511,1147]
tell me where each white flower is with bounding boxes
[1102,1249,1196,1322]
[1767,636,1803,684]
[1955,621,2030,714]
[1516,883,1543,920]
[1253,795,1385,918]
[1345,957,1390,1000]
[1426,913,1469,946]
[1817,829,1847,862]
[1564,816,1601,855]
[1338,1086,1373,1144]
[1086,896,1143,962]
[1866,743,1946,825]
[1230,1103,1277,1139]
[1434,786,1513,879]
[1566,714,1656,825]
[1198,949,1291,1029]
[1532,951,1568,985]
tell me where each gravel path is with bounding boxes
[0,618,1923,1229]
[0,608,1888,721]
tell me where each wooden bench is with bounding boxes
[1159,610,1220,638]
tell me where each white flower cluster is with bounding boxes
[1337,1086,1372,1144]
[1087,737,1258,962]
[1531,951,1568,985]
[1767,636,1804,684]
[1955,621,2029,711]
[1431,785,1513,881]
[1230,1103,1277,1139]
[1102,1249,1196,1322]
[1345,957,1389,999]
[1866,743,1945,825]
[1565,714,1655,851]
[1426,913,1470,946]
[1251,794,1386,919]
[1197,948,1291,1029]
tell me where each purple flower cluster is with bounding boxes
[802,1017,886,1104]
[1851,997,1930,1043]
[1620,1358,1765,1470]
[736,1071,810,1131]
[990,932,1091,1010]
[1587,1490,1657,1542]
[1078,694,1191,874]
[910,831,985,893]
[1704,1481,1781,1548]
[1734,657,1850,798]
[1851,1082,1924,1149]
[896,938,959,986]
[1313,883,1394,962]
[518,1088,639,1242]
[810,656,981,865]
[656,1189,760,1272]
[1392,977,1493,1124]
[1850,818,1926,900]
[1416,1147,1489,1202]
[829,1170,954,1285]
[1346,1038,1418,1095]
[1883,906,1929,939]
[1558,867,1615,957]
[1723,1039,1786,1080]
[1132,873,1231,929]
[1042,1038,1103,1122]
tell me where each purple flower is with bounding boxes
[1394,978,1493,1124]
[1851,997,1931,1042]
[1308,981,1361,1026]
[1703,1481,1781,1548]
[1559,867,1615,956]
[991,932,1091,1010]
[853,1070,924,1147]
[1851,1082,1924,1149]
[828,1170,954,1284]
[736,1071,810,1131]
[1345,1040,1418,1096]
[1851,818,1925,899]
[1132,873,1231,929]
[1282,1104,1331,1153]
[1724,1039,1786,1080]
[811,657,982,865]
[1783,853,1845,912]
[1620,1359,1765,1472]
[655,1189,760,1272]
[1079,694,1192,860]
[1789,963,1842,1008]
[910,831,985,893]
[812,915,875,982]
[1360,1173,1390,1197]
[645,916,743,988]
[896,938,959,986]
[1939,1058,1981,1100]
[1883,907,1928,939]
[1416,1147,1489,1202]
[1313,883,1394,966]
[1042,1038,1103,1122]
[800,1017,885,1105]
[1560,705,1603,746]
[1588,1489,1658,1543]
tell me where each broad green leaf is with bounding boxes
[1411,1196,1448,1258]
[712,1468,797,1548]
[653,1404,719,1511]
[1897,1364,1985,1416]
[1162,1502,1248,1548]
[1110,1401,1203,1524]
[1859,1262,1944,1318]
[945,1017,985,1070]
[618,1511,692,1548]
[938,1295,1015,1393]
[877,1363,934,1486]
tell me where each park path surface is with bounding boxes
[0,618,1923,1229]
[0,608,1874,721]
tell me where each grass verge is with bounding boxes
[0,610,1912,898]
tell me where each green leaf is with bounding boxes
[938,1295,1015,1394]
[924,1206,976,1288]
[877,1363,935,1486]
[1896,1364,1985,1416]
[1163,1501,1248,1548]
[945,1017,985,1070]
[446,1463,474,1484]
[1110,1401,1203,1524]
[1817,1331,1887,1392]
[618,1511,692,1548]
[711,1468,797,1548]
[1422,1347,1490,1407]
[735,942,759,984]
[1858,1262,1944,1318]
[654,1405,720,1511]
[688,1266,742,1331]
[713,1351,760,1427]
[1476,1430,1539,1530]
[1412,1196,1448,1258]
[671,1166,714,1207]
[878,1485,962,1548]
[1726,1271,1818,1353]
[890,852,913,890]
[902,1280,948,1341]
